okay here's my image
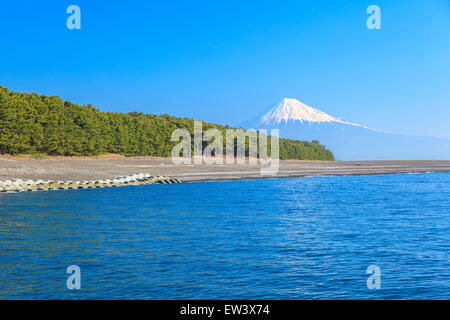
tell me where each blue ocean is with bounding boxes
[0,173,449,299]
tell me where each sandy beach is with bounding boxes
[1,154,450,183]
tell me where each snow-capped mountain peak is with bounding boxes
[239,98,450,160]
[260,98,337,124]
[259,98,364,127]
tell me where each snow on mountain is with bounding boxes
[260,98,338,124]
[239,98,450,160]
[254,98,372,129]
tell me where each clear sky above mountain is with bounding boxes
[1,0,449,138]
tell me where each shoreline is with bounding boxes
[183,169,449,183]
[1,155,450,184]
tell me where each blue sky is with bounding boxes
[1,0,449,138]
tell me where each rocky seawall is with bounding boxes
[0,173,181,193]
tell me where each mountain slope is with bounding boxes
[240,98,450,160]
[0,87,334,160]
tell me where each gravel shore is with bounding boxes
[1,155,450,183]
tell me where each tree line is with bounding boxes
[0,86,334,160]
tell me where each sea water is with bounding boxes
[0,173,449,299]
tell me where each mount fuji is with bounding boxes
[239,98,450,160]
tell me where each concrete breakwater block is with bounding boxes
[0,173,182,193]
